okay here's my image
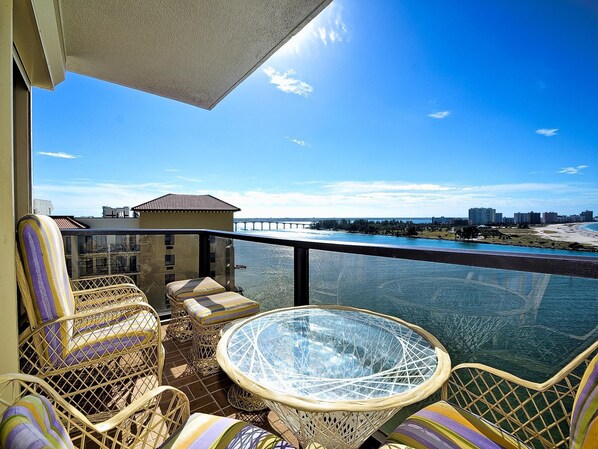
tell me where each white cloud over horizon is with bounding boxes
[34,179,598,219]
[286,137,310,147]
[536,128,559,136]
[263,67,313,97]
[558,165,588,175]
[37,151,80,159]
[428,111,451,119]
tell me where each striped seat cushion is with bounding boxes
[166,277,225,302]
[0,395,73,449]
[160,413,295,449]
[383,401,529,449]
[570,353,598,449]
[63,310,158,367]
[183,292,259,325]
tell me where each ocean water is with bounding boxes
[583,222,598,233]
[229,228,598,381]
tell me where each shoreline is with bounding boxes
[533,223,598,248]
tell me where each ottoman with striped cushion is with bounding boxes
[165,277,226,341]
[184,291,260,375]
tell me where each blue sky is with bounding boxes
[33,0,598,218]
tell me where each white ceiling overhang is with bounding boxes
[57,0,331,109]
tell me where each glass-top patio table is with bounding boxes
[217,305,451,449]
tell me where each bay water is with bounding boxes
[230,227,598,381]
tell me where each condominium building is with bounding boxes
[468,207,496,225]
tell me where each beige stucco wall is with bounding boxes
[138,211,234,231]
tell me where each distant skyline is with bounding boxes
[33,1,598,218]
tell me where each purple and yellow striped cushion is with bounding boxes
[570,353,598,449]
[63,310,158,367]
[166,277,226,302]
[18,214,75,323]
[183,292,260,325]
[160,413,295,449]
[384,401,529,449]
[18,214,76,363]
[0,394,73,449]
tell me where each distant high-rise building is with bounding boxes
[33,199,54,215]
[530,212,541,224]
[543,212,558,224]
[514,211,540,225]
[580,210,594,222]
[495,213,503,223]
[468,207,496,225]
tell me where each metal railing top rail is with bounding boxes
[59,228,598,280]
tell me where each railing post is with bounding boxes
[294,247,309,306]
[199,232,211,278]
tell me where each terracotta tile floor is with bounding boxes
[161,324,382,449]
[161,324,301,447]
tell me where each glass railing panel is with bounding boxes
[227,238,294,311]
[63,233,200,315]
[309,249,598,381]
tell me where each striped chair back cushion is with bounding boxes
[0,394,74,449]
[570,352,598,449]
[18,214,75,363]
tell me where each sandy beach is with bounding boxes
[534,223,598,248]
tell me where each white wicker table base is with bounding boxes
[227,385,267,412]
[266,400,398,449]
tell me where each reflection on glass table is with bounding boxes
[217,305,451,449]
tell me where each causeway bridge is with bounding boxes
[234,220,312,231]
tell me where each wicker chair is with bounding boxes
[0,373,296,449]
[381,340,598,449]
[16,214,164,419]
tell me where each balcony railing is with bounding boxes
[60,228,598,385]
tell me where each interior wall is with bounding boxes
[0,0,20,375]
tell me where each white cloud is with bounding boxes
[165,168,179,172]
[33,178,598,219]
[428,111,451,119]
[536,128,558,136]
[558,165,588,175]
[176,176,203,183]
[279,3,348,55]
[33,180,182,216]
[286,137,310,147]
[37,151,80,159]
[263,67,313,97]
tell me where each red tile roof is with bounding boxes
[51,216,89,229]
[132,194,240,212]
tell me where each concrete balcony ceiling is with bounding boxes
[58,0,331,109]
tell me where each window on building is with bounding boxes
[165,254,175,266]
[165,273,175,285]
[164,234,175,246]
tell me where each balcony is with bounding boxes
[53,226,598,446]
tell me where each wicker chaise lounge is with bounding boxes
[381,340,598,449]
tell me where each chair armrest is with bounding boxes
[0,373,189,449]
[73,284,148,312]
[443,341,598,448]
[92,385,190,449]
[71,275,136,291]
